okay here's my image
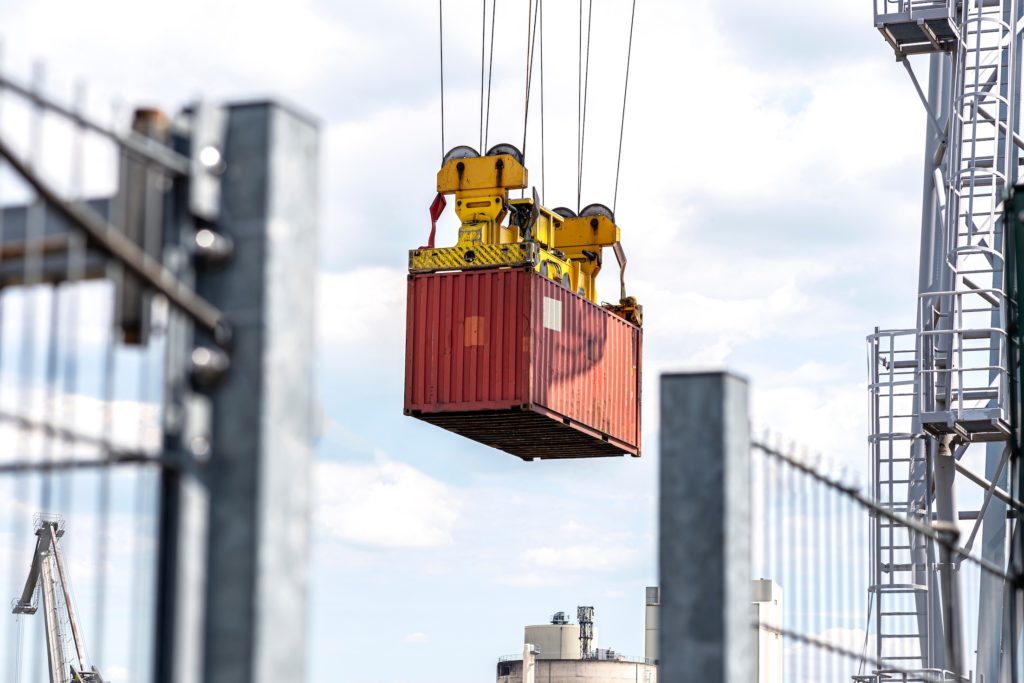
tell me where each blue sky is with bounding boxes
[0,1,934,681]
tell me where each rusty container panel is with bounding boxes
[404,268,530,410]
[528,274,642,453]
[405,268,642,460]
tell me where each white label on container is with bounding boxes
[543,297,562,332]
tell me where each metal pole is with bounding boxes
[658,372,751,683]
[915,50,955,672]
[936,521,965,680]
[200,101,318,683]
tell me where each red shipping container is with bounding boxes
[404,267,642,460]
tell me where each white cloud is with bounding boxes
[0,1,939,681]
[520,544,639,574]
[404,631,429,644]
[318,268,406,347]
[315,455,460,549]
[101,665,131,683]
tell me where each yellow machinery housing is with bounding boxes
[409,145,641,326]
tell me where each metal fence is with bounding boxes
[0,56,317,683]
[659,372,1023,683]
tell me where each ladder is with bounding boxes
[869,331,933,681]
[919,0,1013,443]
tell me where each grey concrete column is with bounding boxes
[659,372,751,683]
[201,101,318,683]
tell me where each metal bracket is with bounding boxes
[187,102,228,223]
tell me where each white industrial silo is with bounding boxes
[524,612,582,660]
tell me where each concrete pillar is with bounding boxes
[659,372,752,683]
[200,101,319,683]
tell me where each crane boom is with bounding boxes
[11,516,105,683]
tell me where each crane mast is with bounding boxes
[868,1,1023,682]
[12,516,105,683]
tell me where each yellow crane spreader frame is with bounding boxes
[409,149,632,317]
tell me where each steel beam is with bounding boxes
[914,52,955,671]
[658,372,751,683]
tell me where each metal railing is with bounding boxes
[658,372,1022,683]
[874,0,954,18]
[916,288,1010,437]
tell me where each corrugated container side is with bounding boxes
[405,268,641,458]
[528,274,641,449]
[405,269,529,411]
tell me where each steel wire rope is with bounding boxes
[577,0,593,214]
[613,0,637,214]
[479,0,487,154]
[483,0,497,153]
[539,0,546,203]
[576,0,582,212]
[439,0,446,158]
[521,0,541,166]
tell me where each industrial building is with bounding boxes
[496,582,781,683]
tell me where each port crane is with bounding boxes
[12,516,105,683]
[403,1,643,461]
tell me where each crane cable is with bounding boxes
[479,0,487,154]
[613,0,637,214]
[438,0,445,158]
[576,0,582,212]
[577,0,593,214]
[539,0,546,203]
[483,0,497,152]
[521,0,541,164]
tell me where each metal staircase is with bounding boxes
[865,3,1019,683]
[866,2,1022,683]
[918,0,1013,443]
[868,330,934,681]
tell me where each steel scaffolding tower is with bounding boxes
[868,1,1023,682]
